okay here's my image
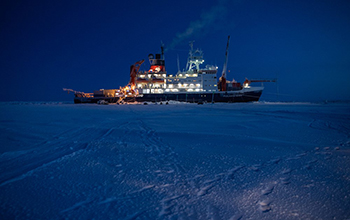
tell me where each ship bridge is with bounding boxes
[136,51,167,94]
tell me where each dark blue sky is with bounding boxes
[1,0,349,102]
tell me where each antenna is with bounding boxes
[186,41,195,70]
[161,41,165,59]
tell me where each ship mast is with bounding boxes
[186,41,205,71]
[161,41,165,60]
[186,41,194,71]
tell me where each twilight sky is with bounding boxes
[1,0,349,102]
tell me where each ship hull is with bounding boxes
[74,97,119,104]
[74,88,263,104]
[134,90,262,103]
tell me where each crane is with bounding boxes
[129,59,145,90]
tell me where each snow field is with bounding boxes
[0,102,350,219]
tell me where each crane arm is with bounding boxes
[129,59,145,88]
[243,78,277,86]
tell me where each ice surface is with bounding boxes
[1,101,350,219]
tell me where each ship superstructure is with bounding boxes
[135,42,218,96]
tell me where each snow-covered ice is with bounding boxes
[1,101,350,219]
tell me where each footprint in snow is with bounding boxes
[197,184,215,196]
[286,156,301,161]
[282,168,292,174]
[261,184,275,195]
[227,165,245,179]
[280,176,291,185]
[203,177,221,185]
[249,164,261,171]
[308,159,318,164]
[258,200,272,213]
[325,155,332,160]
[229,213,243,220]
[303,159,318,170]
[303,164,312,170]
[268,158,281,164]
[296,152,307,157]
